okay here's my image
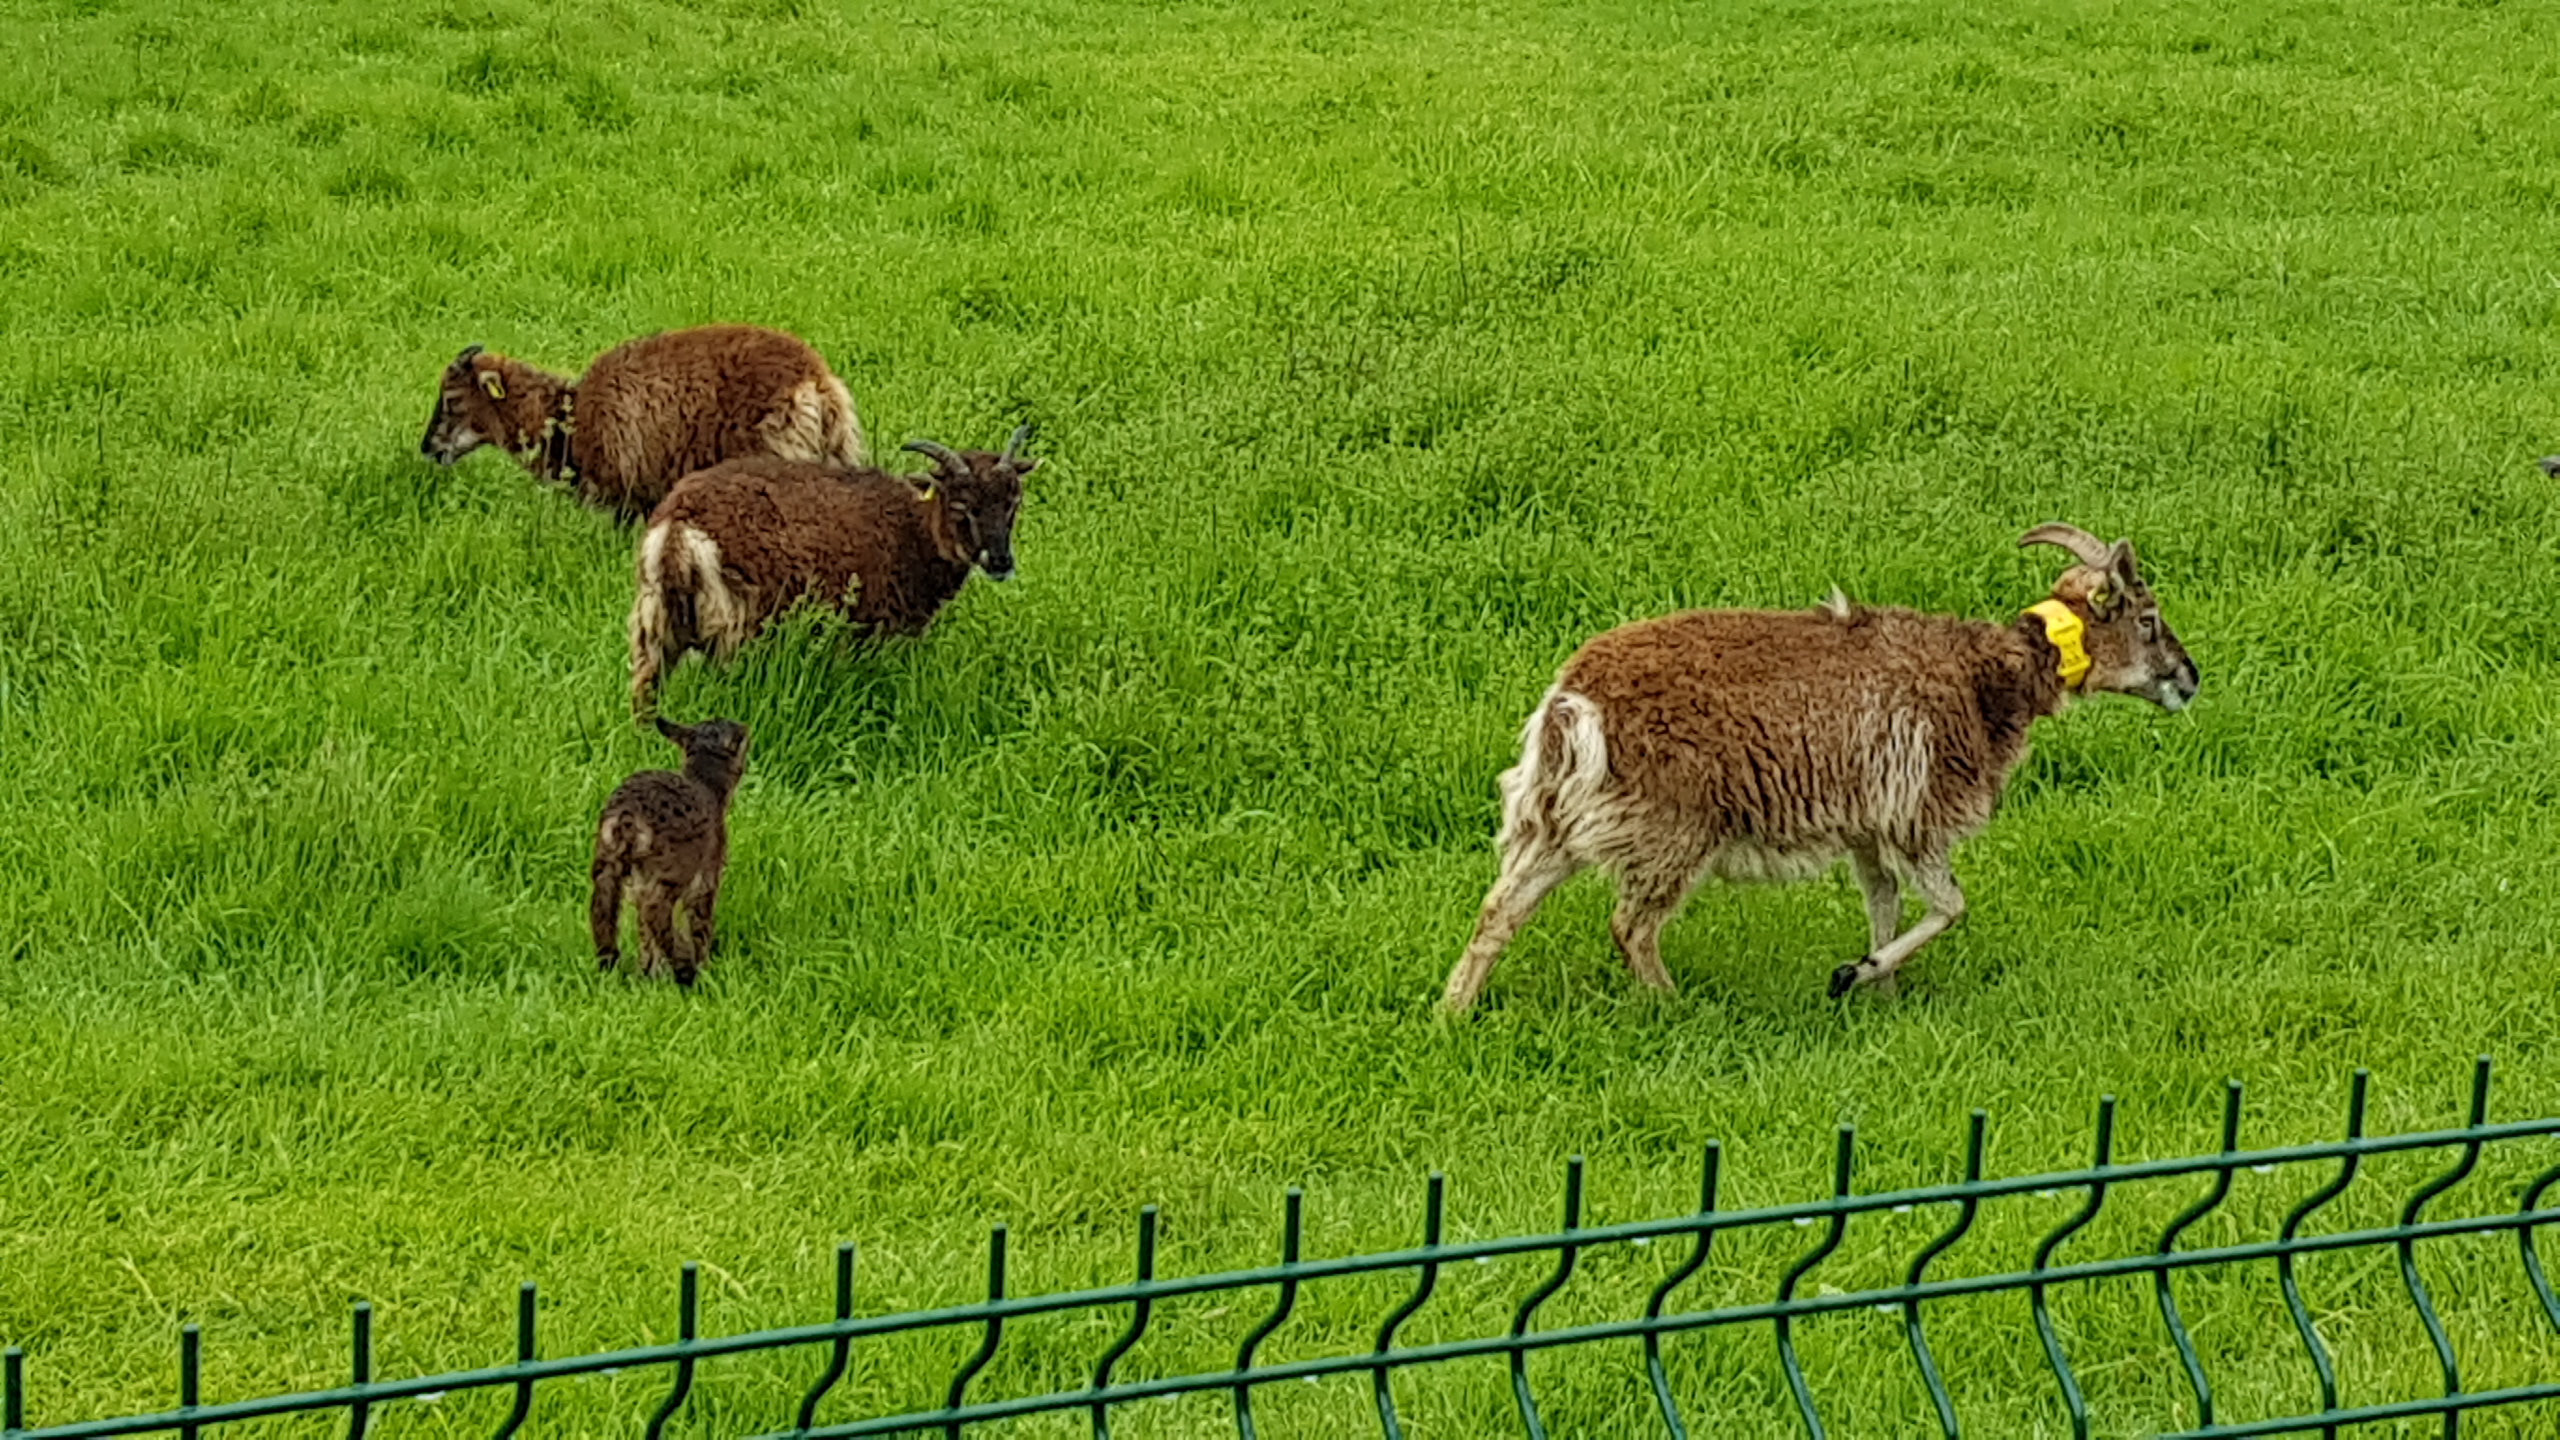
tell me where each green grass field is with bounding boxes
[7,0,2560,1431]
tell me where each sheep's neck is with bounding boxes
[2001,616,2077,719]
[679,760,740,806]
[494,367,574,479]
[2020,601,2090,690]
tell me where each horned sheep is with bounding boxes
[419,324,866,521]
[591,716,751,987]
[1440,523,2200,1013]
[625,427,1039,716]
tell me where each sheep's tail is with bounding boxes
[590,815,634,966]
[629,521,692,718]
[820,371,868,466]
[1443,685,1613,1014]
[1496,685,1612,856]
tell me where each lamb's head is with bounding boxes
[901,425,1039,582]
[654,716,751,794]
[2020,523,2199,712]
[420,344,510,466]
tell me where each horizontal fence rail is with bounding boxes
[9,1059,2560,1438]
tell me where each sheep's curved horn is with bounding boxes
[2018,522,2111,569]
[454,343,484,366]
[1002,423,1035,462]
[901,438,968,473]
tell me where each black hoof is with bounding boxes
[1828,961,1865,999]
[673,965,698,988]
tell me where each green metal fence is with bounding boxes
[9,1059,2559,1438]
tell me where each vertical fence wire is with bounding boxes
[2154,1081,2243,1430]
[1775,1128,1855,1440]
[1506,1157,1584,1440]
[793,1248,857,1437]
[1092,1207,1158,1440]
[1371,1174,1444,1440]
[944,1229,1007,1440]
[2396,1058,2492,1440]
[2031,1096,2116,1440]
[490,1284,537,1440]
[1905,1110,1989,1440]
[1642,1143,1721,1440]
[2279,1068,2367,1440]
[1233,1191,1303,1440]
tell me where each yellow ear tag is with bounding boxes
[479,371,507,400]
[2024,600,2092,690]
[918,482,936,502]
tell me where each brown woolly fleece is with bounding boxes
[1441,525,2198,1013]
[591,717,750,986]
[421,325,864,521]
[1563,605,2066,856]
[625,436,1035,715]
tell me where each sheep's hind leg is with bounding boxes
[1609,856,1700,996]
[1829,852,1964,998]
[1442,840,1580,1014]
[1848,842,1902,954]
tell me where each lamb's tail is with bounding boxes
[821,372,868,466]
[590,816,635,967]
[1496,685,1613,857]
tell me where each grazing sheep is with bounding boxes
[591,716,750,987]
[1440,523,2199,1013]
[419,324,866,521]
[625,426,1038,716]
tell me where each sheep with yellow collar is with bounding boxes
[1441,522,2200,1012]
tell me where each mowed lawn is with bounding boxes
[6,0,2560,1431]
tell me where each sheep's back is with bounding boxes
[598,771,721,875]
[1560,606,2021,845]
[576,326,839,510]
[655,458,914,622]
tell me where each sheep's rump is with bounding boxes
[1513,606,2021,873]
[577,326,864,514]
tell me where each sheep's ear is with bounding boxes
[914,479,937,502]
[653,716,685,744]
[1013,457,1041,478]
[478,369,507,401]
[2106,538,2141,589]
[454,343,484,367]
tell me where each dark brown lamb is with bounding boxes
[591,717,750,986]
[420,324,865,521]
[1441,523,2200,1013]
[626,427,1038,716]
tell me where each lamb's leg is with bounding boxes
[1442,839,1580,1014]
[1609,856,1699,995]
[589,855,627,973]
[637,882,682,980]
[672,875,718,988]
[1848,842,1903,953]
[1829,853,1965,998]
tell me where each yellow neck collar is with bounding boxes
[2023,600,2090,690]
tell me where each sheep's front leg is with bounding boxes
[1829,853,1963,998]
